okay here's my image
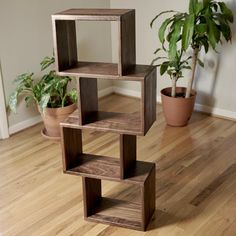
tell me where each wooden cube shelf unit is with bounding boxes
[52,8,136,77]
[54,8,156,231]
[61,65,157,136]
[82,173,155,231]
[60,127,155,231]
[61,127,154,180]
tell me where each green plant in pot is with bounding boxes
[151,0,234,126]
[8,56,77,139]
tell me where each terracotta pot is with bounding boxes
[39,103,76,138]
[161,87,196,127]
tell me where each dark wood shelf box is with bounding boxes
[60,66,157,136]
[52,8,136,76]
[82,172,155,231]
[61,127,155,181]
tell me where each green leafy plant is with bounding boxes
[9,56,77,113]
[151,0,234,98]
[151,50,191,97]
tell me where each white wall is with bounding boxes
[110,0,236,119]
[0,0,112,134]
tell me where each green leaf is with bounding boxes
[154,48,161,54]
[150,10,176,28]
[195,23,207,35]
[219,2,234,23]
[25,96,35,107]
[206,17,220,49]
[182,14,195,51]
[39,94,50,112]
[182,66,192,70]
[160,62,169,75]
[8,91,18,113]
[14,73,34,83]
[158,18,173,45]
[40,56,55,71]
[189,0,198,14]
[168,20,183,59]
[151,57,167,65]
[201,37,209,53]
[67,88,78,103]
[203,0,212,8]
[196,2,204,15]
[197,58,204,67]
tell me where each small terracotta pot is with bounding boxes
[161,87,196,127]
[39,103,76,138]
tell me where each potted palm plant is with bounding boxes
[151,0,234,126]
[8,56,77,139]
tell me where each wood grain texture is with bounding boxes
[57,63,156,81]
[143,67,157,134]
[119,10,136,75]
[64,153,154,185]
[77,77,98,125]
[1,94,236,235]
[142,164,156,230]
[61,127,82,171]
[52,9,134,21]
[82,177,101,217]
[86,197,142,230]
[52,19,77,72]
[120,134,136,179]
[61,110,143,135]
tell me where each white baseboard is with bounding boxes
[194,103,236,120]
[98,86,114,98]
[113,86,141,98]
[113,86,236,121]
[9,115,42,135]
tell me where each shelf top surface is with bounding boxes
[58,62,156,81]
[66,154,155,185]
[52,9,134,20]
[61,110,145,136]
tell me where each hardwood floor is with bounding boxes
[1,94,236,236]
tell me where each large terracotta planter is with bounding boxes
[39,103,76,139]
[161,87,196,127]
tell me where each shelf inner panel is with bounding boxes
[62,110,143,135]
[60,62,118,77]
[87,197,142,230]
[58,62,155,81]
[66,154,154,185]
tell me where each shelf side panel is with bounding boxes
[119,10,136,75]
[78,77,98,125]
[61,127,82,171]
[142,165,156,230]
[82,177,102,217]
[120,134,136,179]
[52,20,78,71]
[143,68,157,134]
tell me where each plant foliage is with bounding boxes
[9,56,77,113]
[151,0,233,98]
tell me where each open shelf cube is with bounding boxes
[82,172,155,231]
[52,8,136,76]
[60,66,157,136]
[61,127,155,181]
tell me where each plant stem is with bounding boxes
[185,48,199,98]
[171,77,177,97]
